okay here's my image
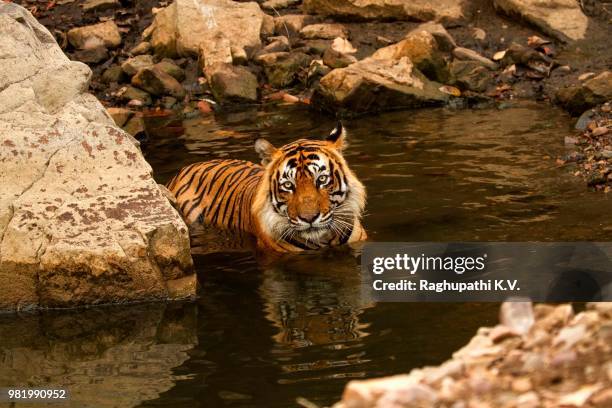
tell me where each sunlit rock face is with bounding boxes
[302,0,469,26]
[493,0,588,42]
[0,303,197,407]
[0,3,194,311]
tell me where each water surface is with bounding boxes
[1,102,610,408]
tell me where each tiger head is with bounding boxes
[252,122,366,245]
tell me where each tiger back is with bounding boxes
[166,159,263,231]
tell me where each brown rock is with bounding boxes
[106,107,133,127]
[206,63,258,104]
[300,23,348,40]
[67,21,122,49]
[132,67,186,98]
[121,55,155,77]
[303,0,468,25]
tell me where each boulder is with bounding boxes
[314,56,448,114]
[143,0,265,63]
[302,0,468,25]
[556,71,612,115]
[372,30,449,83]
[121,54,155,76]
[206,63,258,104]
[300,23,348,40]
[132,67,186,98]
[67,21,122,49]
[0,4,194,311]
[493,0,588,42]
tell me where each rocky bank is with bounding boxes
[334,301,612,408]
[0,3,195,311]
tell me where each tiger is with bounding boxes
[165,122,367,252]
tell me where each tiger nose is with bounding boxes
[298,212,319,223]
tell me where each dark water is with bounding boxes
[1,102,611,408]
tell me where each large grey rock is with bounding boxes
[0,3,194,311]
[314,56,448,114]
[493,0,589,42]
[143,0,265,63]
[302,0,468,25]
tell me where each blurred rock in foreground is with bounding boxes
[0,3,194,311]
[334,301,612,408]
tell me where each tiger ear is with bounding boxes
[255,138,277,165]
[326,121,347,150]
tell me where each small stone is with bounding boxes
[261,0,299,10]
[166,274,197,300]
[259,36,290,55]
[231,46,249,65]
[81,0,120,12]
[592,126,609,136]
[160,96,178,109]
[489,324,518,343]
[331,37,357,54]
[500,300,534,335]
[118,85,153,105]
[558,385,601,407]
[453,47,498,70]
[132,67,186,98]
[67,21,122,49]
[300,23,348,40]
[106,107,133,127]
[130,41,152,56]
[121,55,155,76]
[155,59,185,82]
[307,59,331,82]
[511,378,532,393]
[553,324,586,350]
[575,109,595,130]
[101,65,125,83]
[472,27,486,42]
[516,392,540,408]
[579,72,595,81]
[522,352,546,372]
[322,47,357,69]
[274,14,315,36]
[591,388,612,407]
[73,46,108,63]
